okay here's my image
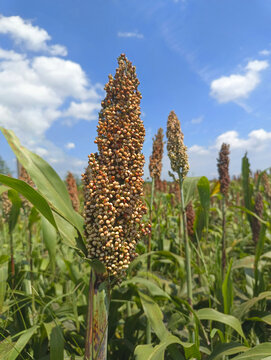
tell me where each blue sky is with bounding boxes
[0,0,271,179]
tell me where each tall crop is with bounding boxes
[166,110,192,305]
[82,53,147,359]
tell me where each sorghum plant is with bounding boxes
[166,110,192,304]
[186,201,195,239]
[251,192,263,245]
[82,54,147,359]
[66,172,80,212]
[19,166,35,212]
[149,127,164,188]
[217,143,230,276]
[147,128,164,271]
[262,172,271,199]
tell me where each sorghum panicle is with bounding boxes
[217,143,230,197]
[19,166,35,211]
[166,111,189,179]
[66,172,80,212]
[262,172,271,198]
[1,190,12,221]
[252,192,263,245]
[149,128,164,183]
[186,201,195,238]
[83,54,148,279]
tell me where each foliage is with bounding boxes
[1,128,271,359]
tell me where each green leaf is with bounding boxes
[41,216,57,266]
[0,127,85,242]
[208,343,249,360]
[0,325,38,360]
[137,292,199,359]
[50,325,64,360]
[183,177,200,207]
[138,291,168,341]
[196,308,245,339]
[197,176,210,213]
[28,207,40,230]
[123,277,170,299]
[134,335,199,360]
[235,291,271,319]
[231,343,271,359]
[85,258,106,275]
[222,258,233,314]
[0,260,8,312]
[0,174,56,229]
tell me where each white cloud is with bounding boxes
[65,142,75,149]
[191,115,203,124]
[64,101,101,120]
[259,49,270,56]
[117,31,144,39]
[0,15,102,176]
[210,60,269,104]
[0,15,67,55]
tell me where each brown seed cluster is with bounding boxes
[217,143,230,197]
[66,172,80,212]
[251,192,263,245]
[19,166,35,211]
[166,111,189,179]
[149,128,164,182]
[262,172,271,199]
[186,201,195,238]
[1,190,12,221]
[83,54,148,279]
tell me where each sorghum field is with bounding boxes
[1,55,271,360]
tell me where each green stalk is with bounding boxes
[9,231,15,289]
[221,196,226,279]
[85,270,110,360]
[178,172,193,306]
[147,177,155,271]
[146,177,155,344]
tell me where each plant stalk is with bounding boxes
[178,172,193,306]
[221,196,226,279]
[147,177,155,271]
[9,231,15,288]
[85,270,109,360]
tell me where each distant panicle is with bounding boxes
[149,127,164,183]
[66,172,80,212]
[217,143,230,196]
[166,111,189,179]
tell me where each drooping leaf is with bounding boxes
[0,174,56,229]
[208,343,249,360]
[50,325,64,360]
[0,325,38,360]
[41,216,57,266]
[231,343,271,359]
[196,308,245,339]
[0,127,84,239]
